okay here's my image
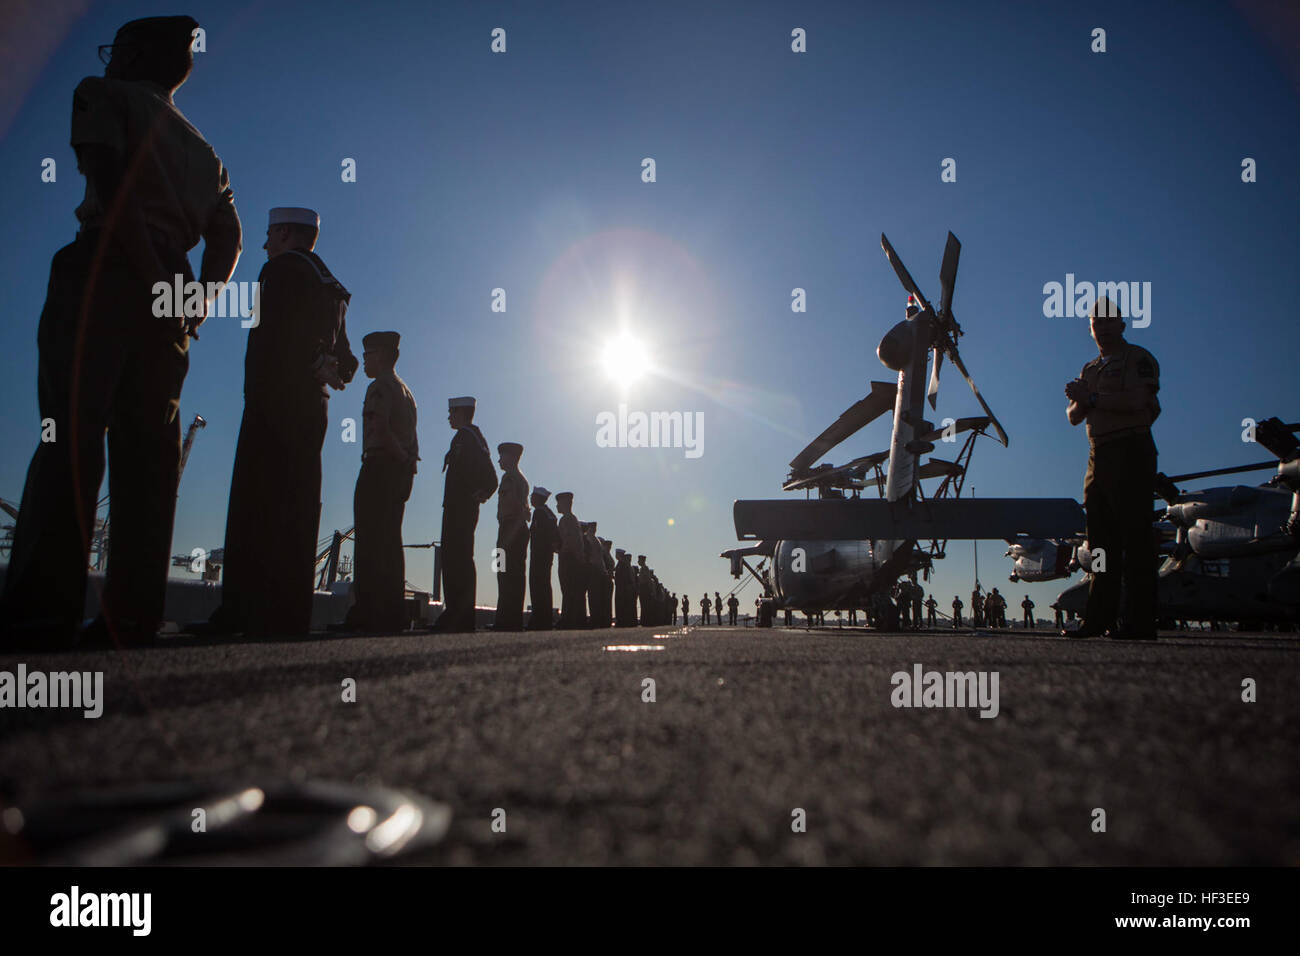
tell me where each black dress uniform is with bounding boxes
[1077,341,1161,637]
[493,445,530,630]
[1,17,241,646]
[636,557,653,624]
[436,411,497,632]
[215,242,356,636]
[348,333,418,632]
[583,526,608,628]
[614,551,636,626]
[527,492,557,629]
[556,495,586,628]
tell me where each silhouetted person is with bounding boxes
[614,549,636,626]
[988,587,1006,627]
[492,442,529,631]
[925,595,938,627]
[582,523,608,628]
[952,596,963,629]
[727,593,739,625]
[1022,595,1035,630]
[209,207,353,638]
[700,594,711,624]
[1065,296,1161,640]
[431,397,497,632]
[556,492,586,627]
[911,584,923,630]
[971,588,984,627]
[2,17,241,648]
[602,539,617,623]
[636,556,654,624]
[344,331,418,632]
[526,487,556,629]
[681,594,690,625]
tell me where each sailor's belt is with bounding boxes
[1089,425,1151,448]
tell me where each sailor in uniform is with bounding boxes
[555,492,586,627]
[433,396,497,632]
[213,206,354,637]
[492,442,529,630]
[526,487,557,629]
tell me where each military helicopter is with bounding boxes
[1007,415,1300,627]
[723,231,1083,625]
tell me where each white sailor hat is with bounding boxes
[269,207,320,228]
[448,396,476,409]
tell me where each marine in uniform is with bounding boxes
[345,331,418,632]
[714,592,723,625]
[555,492,586,628]
[951,596,963,628]
[700,595,710,625]
[1,16,241,647]
[492,442,529,631]
[432,396,497,632]
[1064,297,1161,641]
[925,594,938,627]
[727,593,739,625]
[526,487,557,630]
[681,594,690,625]
[1021,596,1035,629]
[210,207,354,638]
[971,588,984,628]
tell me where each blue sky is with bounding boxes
[1,0,1297,615]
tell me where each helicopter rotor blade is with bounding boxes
[938,231,960,318]
[788,381,898,473]
[913,416,991,445]
[943,344,1009,446]
[880,233,931,312]
[927,347,943,410]
[1165,461,1278,483]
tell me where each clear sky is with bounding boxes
[1,0,1297,617]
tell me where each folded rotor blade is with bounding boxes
[927,347,942,410]
[943,345,1009,446]
[938,231,960,317]
[913,416,991,445]
[880,233,931,312]
[788,381,898,473]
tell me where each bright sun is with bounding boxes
[601,333,650,384]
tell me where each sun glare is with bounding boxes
[601,333,650,384]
